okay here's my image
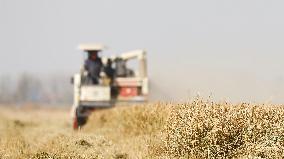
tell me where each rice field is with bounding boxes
[0,99,284,158]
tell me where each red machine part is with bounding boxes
[119,87,138,97]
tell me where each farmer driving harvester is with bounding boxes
[84,48,103,84]
[79,44,114,85]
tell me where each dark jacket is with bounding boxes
[84,58,103,84]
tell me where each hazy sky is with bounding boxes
[1,0,284,103]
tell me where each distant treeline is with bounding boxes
[0,73,73,105]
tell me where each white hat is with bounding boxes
[78,43,107,51]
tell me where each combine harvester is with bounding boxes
[71,44,149,129]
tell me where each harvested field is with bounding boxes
[0,99,284,158]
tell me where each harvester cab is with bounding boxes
[71,44,149,129]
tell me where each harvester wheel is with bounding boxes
[73,107,88,130]
[73,116,87,130]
